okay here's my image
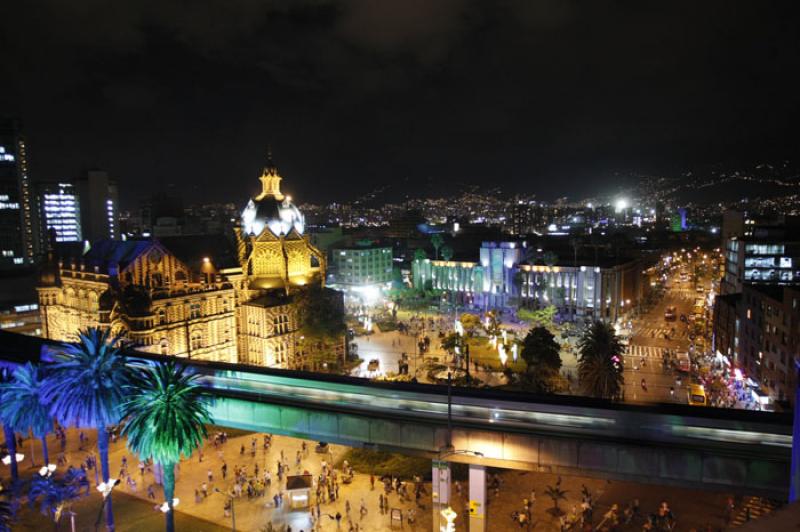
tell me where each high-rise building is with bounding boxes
[0,119,35,269]
[76,169,119,242]
[35,182,82,244]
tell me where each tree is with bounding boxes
[42,327,131,532]
[0,368,20,484]
[294,284,346,338]
[542,251,558,267]
[520,327,561,371]
[0,362,53,466]
[519,305,557,328]
[28,467,84,526]
[413,248,428,262]
[440,332,459,354]
[440,245,454,262]
[121,361,211,532]
[545,477,567,516]
[459,313,481,335]
[431,233,444,260]
[577,321,625,400]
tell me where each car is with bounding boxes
[688,384,707,406]
[664,306,677,321]
[676,351,691,373]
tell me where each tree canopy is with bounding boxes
[577,321,624,400]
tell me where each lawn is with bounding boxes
[464,336,526,373]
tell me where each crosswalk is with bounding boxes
[633,326,688,339]
[730,497,779,527]
[625,344,667,359]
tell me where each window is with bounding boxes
[273,314,289,334]
[158,309,166,325]
[190,331,203,351]
[190,303,201,319]
[160,338,168,355]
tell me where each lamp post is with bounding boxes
[94,478,119,531]
[214,487,236,531]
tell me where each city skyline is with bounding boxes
[2,1,800,205]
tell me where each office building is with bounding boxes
[329,241,393,306]
[0,119,35,269]
[76,169,119,242]
[35,181,82,244]
[722,217,800,295]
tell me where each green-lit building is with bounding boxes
[329,241,393,305]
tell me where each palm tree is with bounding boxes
[544,477,567,516]
[42,327,131,532]
[121,361,212,532]
[0,368,20,484]
[0,363,53,466]
[28,468,83,527]
[431,233,444,260]
[577,321,625,399]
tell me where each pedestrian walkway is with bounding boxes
[730,497,778,526]
[633,326,688,339]
[626,345,667,359]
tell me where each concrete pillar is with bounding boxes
[468,464,486,532]
[432,460,451,529]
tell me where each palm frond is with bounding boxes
[577,321,624,399]
[41,327,131,428]
[121,361,212,466]
[0,362,52,438]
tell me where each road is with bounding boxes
[623,252,715,405]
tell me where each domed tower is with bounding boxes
[234,150,325,299]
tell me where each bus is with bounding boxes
[688,384,707,406]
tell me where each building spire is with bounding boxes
[257,146,284,201]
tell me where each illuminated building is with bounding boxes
[722,217,800,295]
[38,153,341,370]
[0,119,35,269]
[232,152,332,368]
[35,182,82,244]
[413,240,644,322]
[76,169,119,241]
[37,237,237,362]
[328,241,393,306]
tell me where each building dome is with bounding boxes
[241,152,305,237]
[242,196,305,237]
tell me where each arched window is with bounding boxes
[160,338,168,355]
[157,308,167,325]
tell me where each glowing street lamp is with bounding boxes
[159,498,180,513]
[2,453,24,465]
[38,463,57,477]
[97,478,119,499]
[440,506,457,532]
[614,198,629,213]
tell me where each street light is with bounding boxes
[159,498,180,513]
[94,478,119,531]
[1,453,24,465]
[38,463,57,477]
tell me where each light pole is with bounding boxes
[94,478,119,531]
[214,487,236,531]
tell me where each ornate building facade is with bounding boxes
[37,154,343,370]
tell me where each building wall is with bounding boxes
[240,302,297,367]
[331,246,393,286]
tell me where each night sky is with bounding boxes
[2,1,799,206]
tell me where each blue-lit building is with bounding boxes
[413,240,645,322]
